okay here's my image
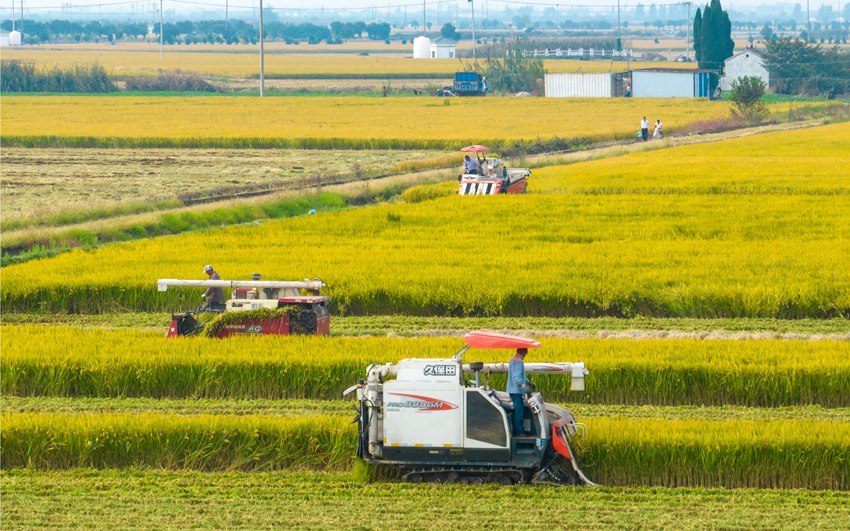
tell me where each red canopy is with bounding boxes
[460,145,489,153]
[463,331,541,350]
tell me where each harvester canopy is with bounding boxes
[460,145,490,153]
[463,331,541,350]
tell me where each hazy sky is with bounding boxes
[3,0,841,16]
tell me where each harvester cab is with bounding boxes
[344,331,596,486]
[457,145,531,196]
[157,275,330,338]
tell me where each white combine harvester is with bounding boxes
[345,331,596,485]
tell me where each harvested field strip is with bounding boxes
[2,412,848,489]
[4,313,849,337]
[4,327,850,406]
[3,396,849,422]
[3,470,849,531]
[0,49,685,77]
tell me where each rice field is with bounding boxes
[4,326,849,406]
[2,410,847,490]
[0,95,742,150]
[4,124,850,318]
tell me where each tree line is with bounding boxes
[0,19,391,45]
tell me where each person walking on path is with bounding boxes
[507,348,533,435]
[653,119,663,139]
[202,264,225,310]
[641,116,649,142]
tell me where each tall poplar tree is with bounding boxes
[693,0,735,70]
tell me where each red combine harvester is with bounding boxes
[157,276,329,338]
[457,145,531,196]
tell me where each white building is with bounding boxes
[545,73,626,98]
[631,68,712,98]
[719,48,769,92]
[429,37,456,59]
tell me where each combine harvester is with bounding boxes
[457,145,531,196]
[157,275,329,337]
[345,331,596,485]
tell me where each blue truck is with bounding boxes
[441,72,488,96]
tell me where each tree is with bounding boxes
[761,23,774,41]
[729,75,768,123]
[440,23,458,40]
[693,0,735,70]
[470,39,545,93]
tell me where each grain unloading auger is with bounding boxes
[344,331,597,486]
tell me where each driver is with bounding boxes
[507,348,533,436]
[202,264,226,311]
[464,155,481,175]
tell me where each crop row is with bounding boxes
[4,327,850,406]
[2,412,848,490]
[6,469,848,530]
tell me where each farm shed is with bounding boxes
[719,48,769,92]
[631,68,713,98]
[429,37,456,59]
[545,73,626,98]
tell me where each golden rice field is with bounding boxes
[0,95,731,148]
[534,121,850,194]
[4,326,849,406]
[2,411,847,489]
[2,47,690,78]
[4,123,850,317]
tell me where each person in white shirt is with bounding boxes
[641,116,649,142]
[464,155,481,175]
[653,119,663,139]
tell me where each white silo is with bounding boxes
[8,30,21,46]
[413,36,431,59]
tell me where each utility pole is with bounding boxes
[422,0,426,33]
[159,0,163,60]
[226,0,229,33]
[617,0,621,49]
[684,2,690,60]
[806,0,810,41]
[471,0,476,59]
[259,0,265,97]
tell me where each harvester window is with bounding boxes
[466,391,508,447]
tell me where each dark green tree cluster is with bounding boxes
[693,0,735,70]
[763,39,850,98]
[1,60,115,93]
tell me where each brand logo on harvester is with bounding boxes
[385,393,458,411]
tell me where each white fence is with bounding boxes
[521,48,634,59]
